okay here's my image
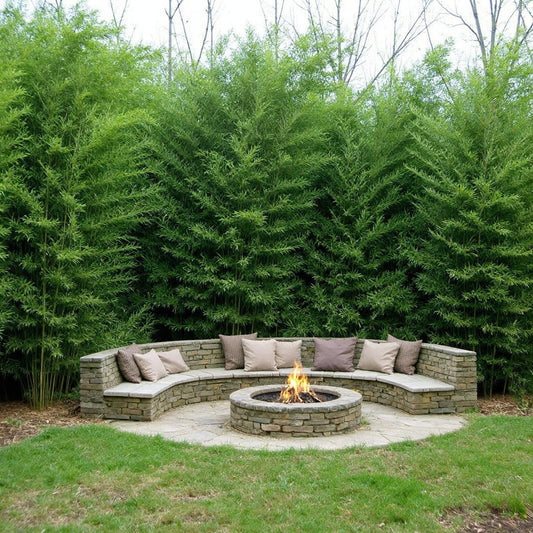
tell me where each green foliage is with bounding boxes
[145,36,331,338]
[299,86,420,338]
[408,47,533,395]
[0,5,531,398]
[0,3,159,406]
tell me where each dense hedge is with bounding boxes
[0,4,531,404]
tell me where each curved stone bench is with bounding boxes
[80,338,477,421]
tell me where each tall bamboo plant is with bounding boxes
[300,86,419,338]
[408,44,533,395]
[145,35,332,339]
[0,4,158,407]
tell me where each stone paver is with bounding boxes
[110,400,466,451]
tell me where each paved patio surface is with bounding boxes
[110,400,466,451]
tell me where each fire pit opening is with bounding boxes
[253,390,339,403]
[255,362,339,404]
[229,363,363,438]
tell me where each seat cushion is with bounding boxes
[311,337,357,371]
[219,333,258,370]
[387,334,423,375]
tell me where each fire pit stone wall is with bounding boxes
[230,385,362,437]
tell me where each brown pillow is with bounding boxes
[387,334,423,375]
[275,340,302,368]
[311,337,357,371]
[219,333,258,370]
[157,348,190,374]
[116,343,142,383]
[242,339,277,371]
[357,340,400,374]
[133,349,168,382]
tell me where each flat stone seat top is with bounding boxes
[104,367,454,399]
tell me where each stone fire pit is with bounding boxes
[230,385,362,437]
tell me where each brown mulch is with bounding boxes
[0,399,100,448]
[443,508,533,533]
[477,394,531,417]
[0,395,531,532]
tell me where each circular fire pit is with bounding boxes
[230,385,362,437]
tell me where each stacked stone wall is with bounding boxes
[80,337,477,420]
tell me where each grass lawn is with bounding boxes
[0,415,531,532]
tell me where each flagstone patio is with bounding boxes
[110,400,466,451]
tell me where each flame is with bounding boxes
[279,361,320,403]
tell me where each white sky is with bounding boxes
[14,1,531,81]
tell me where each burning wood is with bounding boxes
[278,362,322,403]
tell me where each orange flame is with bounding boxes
[279,361,319,403]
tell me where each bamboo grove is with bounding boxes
[0,3,531,406]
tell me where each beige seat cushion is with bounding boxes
[275,340,302,368]
[157,348,190,374]
[357,340,400,374]
[242,338,277,371]
[133,349,168,382]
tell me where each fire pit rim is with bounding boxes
[230,384,362,414]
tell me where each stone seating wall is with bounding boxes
[80,338,477,421]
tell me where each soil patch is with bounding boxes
[442,508,533,533]
[477,394,531,416]
[0,399,101,448]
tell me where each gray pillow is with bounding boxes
[116,343,142,383]
[311,337,357,371]
[157,348,190,374]
[387,334,423,375]
[219,333,258,370]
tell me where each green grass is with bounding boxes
[0,415,531,532]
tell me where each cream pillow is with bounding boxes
[133,349,168,381]
[242,338,277,371]
[275,340,302,368]
[357,340,400,374]
[157,348,190,374]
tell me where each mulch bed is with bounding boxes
[1,394,531,532]
[0,399,98,448]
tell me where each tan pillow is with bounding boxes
[116,343,142,383]
[311,338,357,371]
[133,349,168,382]
[219,333,258,370]
[387,334,423,375]
[157,348,190,374]
[357,340,400,374]
[242,338,277,371]
[275,340,302,368]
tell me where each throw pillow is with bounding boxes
[275,340,302,368]
[219,333,258,370]
[387,334,423,375]
[157,348,190,374]
[133,349,168,382]
[357,340,400,374]
[242,338,277,371]
[311,337,357,372]
[116,343,142,383]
